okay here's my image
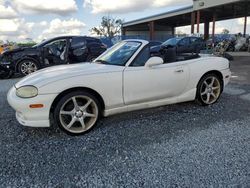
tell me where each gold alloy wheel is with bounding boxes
[59,95,98,134]
[200,76,221,105]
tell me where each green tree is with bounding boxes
[221,29,230,34]
[91,16,123,38]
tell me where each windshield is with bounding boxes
[94,41,141,66]
[33,38,57,48]
[162,38,182,46]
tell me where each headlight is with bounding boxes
[0,56,11,65]
[16,86,38,98]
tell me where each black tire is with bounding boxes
[196,73,223,106]
[53,91,101,136]
[195,47,200,54]
[18,59,39,76]
[224,53,234,61]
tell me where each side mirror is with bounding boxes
[145,57,164,68]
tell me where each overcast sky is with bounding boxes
[0,0,249,42]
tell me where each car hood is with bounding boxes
[15,62,122,88]
[2,47,32,55]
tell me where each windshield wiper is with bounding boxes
[94,60,109,64]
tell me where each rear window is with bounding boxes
[179,38,190,46]
[71,37,86,48]
[190,37,204,44]
[163,38,181,46]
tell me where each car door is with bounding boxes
[190,37,201,53]
[42,38,69,67]
[88,42,104,57]
[86,38,106,57]
[194,38,205,52]
[123,46,189,105]
[68,37,88,63]
[177,38,190,53]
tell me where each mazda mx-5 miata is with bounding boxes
[7,40,231,135]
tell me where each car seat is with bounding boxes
[161,47,176,63]
[60,46,67,61]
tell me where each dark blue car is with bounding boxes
[0,36,107,76]
[151,36,206,54]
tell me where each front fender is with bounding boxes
[38,72,124,110]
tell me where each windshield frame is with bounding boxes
[33,38,54,48]
[33,37,70,48]
[94,41,142,66]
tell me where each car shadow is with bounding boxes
[14,91,249,149]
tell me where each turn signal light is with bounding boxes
[29,104,44,108]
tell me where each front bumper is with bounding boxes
[7,86,58,127]
[0,64,10,72]
[0,56,15,71]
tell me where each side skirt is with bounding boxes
[103,88,197,117]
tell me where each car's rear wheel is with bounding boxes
[196,74,223,106]
[18,59,38,76]
[54,91,100,135]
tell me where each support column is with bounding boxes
[212,13,216,44]
[204,21,210,40]
[196,10,200,34]
[149,21,155,40]
[172,27,175,36]
[191,12,196,34]
[122,27,126,36]
[243,16,247,37]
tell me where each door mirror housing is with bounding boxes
[145,57,164,68]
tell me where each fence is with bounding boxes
[100,35,174,47]
[99,34,249,48]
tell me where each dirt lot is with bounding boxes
[0,56,250,187]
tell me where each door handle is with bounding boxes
[175,69,184,73]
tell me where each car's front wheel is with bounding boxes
[18,59,39,76]
[196,74,223,106]
[54,91,100,135]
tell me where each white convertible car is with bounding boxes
[7,40,231,135]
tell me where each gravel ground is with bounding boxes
[0,58,250,187]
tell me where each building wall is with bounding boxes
[125,30,173,41]
[124,23,174,41]
[193,0,242,10]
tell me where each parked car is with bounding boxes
[0,36,107,76]
[7,40,231,135]
[151,36,206,55]
[148,40,162,47]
